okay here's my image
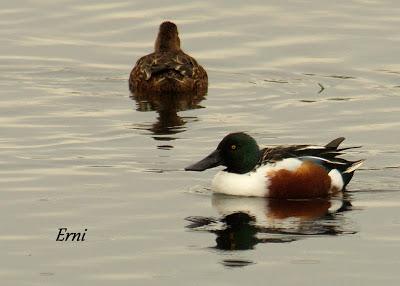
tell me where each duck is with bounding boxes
[185,132,364,198]
[129,21,208,96]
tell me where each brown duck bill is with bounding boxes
[185,149,223,171]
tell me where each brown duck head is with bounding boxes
[155,21,181,52]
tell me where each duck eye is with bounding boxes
[231,144,237,150]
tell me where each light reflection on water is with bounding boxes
[0,0,400,285]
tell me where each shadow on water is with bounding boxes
[186,194,355,267]
[130,91,206,141]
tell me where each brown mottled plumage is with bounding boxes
[129,21,208,96]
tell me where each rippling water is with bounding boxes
[1,1,400,285]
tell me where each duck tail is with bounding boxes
[343,159,365,174]
[342,159,365,187]
[325,137,345,149]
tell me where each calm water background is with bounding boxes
[1,0,400,285]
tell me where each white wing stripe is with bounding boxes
[299,156,348,165]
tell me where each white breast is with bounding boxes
[211,166,269,197]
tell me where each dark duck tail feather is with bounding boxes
[325,137,345,149]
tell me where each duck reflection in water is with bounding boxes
[186,194,355,252]
[131,92,205,139]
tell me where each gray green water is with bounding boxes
[1,0,399,285]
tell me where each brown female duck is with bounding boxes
[129,21,208,96]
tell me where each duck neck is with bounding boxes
[155,34,181,53]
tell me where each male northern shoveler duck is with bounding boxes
[185,132,364,198]
[129,21,208,96]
